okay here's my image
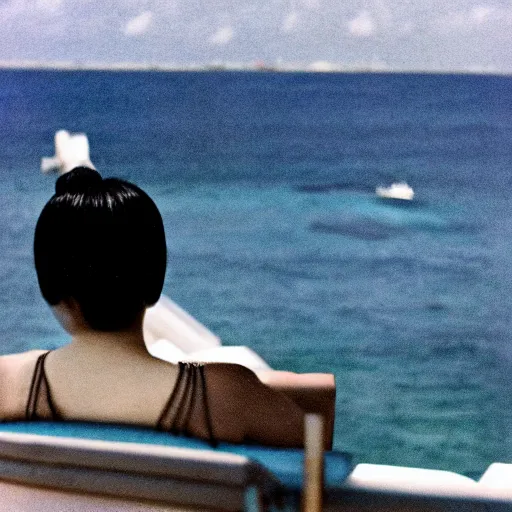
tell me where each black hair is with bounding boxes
[34,167,167,331]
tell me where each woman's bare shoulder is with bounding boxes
[202,362,275,399]
[203,362,260,382]
[0,349,47,373]
[0,350,47,419]
[203,363,305,447]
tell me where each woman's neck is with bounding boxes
[52,302,151,357]
[64,324,151,358]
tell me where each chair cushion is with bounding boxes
[0,421,352,490]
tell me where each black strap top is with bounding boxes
[25,353,217,446]
[26,351,59,421]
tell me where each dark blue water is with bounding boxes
[1,70,512,476]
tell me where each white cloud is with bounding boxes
[372,0,392,28]
[282,11,299,33]
[436,4,509,31]
[309,60,335,71]
[465,63,498,73]
[123,11,153,37]
[0,0,26,21]
[471,6,493,24]
[209,26,234,45]
[36,0,63,12]
[301,0,320,9]
[398,20,415,35]
[0,0,63,19]
[347,10,375,37]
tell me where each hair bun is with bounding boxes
[55,167,103,196]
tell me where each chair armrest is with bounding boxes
[255,371,336,449]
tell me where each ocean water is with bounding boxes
[1,70,512,476]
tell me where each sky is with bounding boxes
[0,0,511,72]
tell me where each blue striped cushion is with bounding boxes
[0,421,352,490]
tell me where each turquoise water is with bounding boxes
[1,70,512,475]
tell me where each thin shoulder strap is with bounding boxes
[199,365,217,447]
[25,351,51,420]
[172,363,197,432]
[157,362,195,434]
[156,362,187,431]
[41,356,59,418]
[157,362,217,446]
[25,351,60,421]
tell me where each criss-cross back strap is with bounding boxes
[199,364,216,446]
[157,362,217,447]
[156,362,188,431]
[25,355,216,445]
[25,351,59,421]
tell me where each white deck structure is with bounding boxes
[41,130,95,174]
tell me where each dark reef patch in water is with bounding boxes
[295,182,375,194]
[425,302,447,312]
[374,196,426,208]
[309,210,480,240]
[310,218,404,240]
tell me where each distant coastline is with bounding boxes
[0,60,508,76]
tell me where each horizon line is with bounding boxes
[0,60,509,76]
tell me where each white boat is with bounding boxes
[41,130,95,174]
[376,182,414,201]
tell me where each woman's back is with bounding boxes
[1,167,305,448]
[0,341,305,447]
